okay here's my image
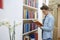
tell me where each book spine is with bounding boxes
[35,25,38,29]
[30,11,32,19]
[26,10,29,19]
[28,0,30,6]
[23,9,26,19]
[35,12,38,19]
[25,0,27,5]
[34,32,38,40]
[25,23,30,32]
[28,23,30,32]
[32,23,35,30]
[34,0,36,7]
[32,11,34,19]
[24,24,26,33]
[31,0,34,7]
[25,23,28,32]
[28,10,30,19]
[23,24,25,33]
[35,0,38,8]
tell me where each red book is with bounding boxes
[31,23,35,30]
[0,0,3,9]
[30,23,35,31]
[33,20,43,27]
[29,11,34,19]
[28,0,30,6]
[34,32,38,40]
[34,0,36,7]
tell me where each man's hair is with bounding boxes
[40,4,49,10]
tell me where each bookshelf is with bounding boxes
[23,0,42,40]
[23,4,38,11]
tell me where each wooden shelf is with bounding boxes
[22,29,38,35]
[23,4,38,11]
[23,19,36,20]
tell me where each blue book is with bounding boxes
[35,25,38,29]
[25,23,30,32]
[26,10,29,19]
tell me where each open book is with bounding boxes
[32,20,43,27]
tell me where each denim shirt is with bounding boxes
[41,13,54,39]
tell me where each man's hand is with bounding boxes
[32,19,43,27]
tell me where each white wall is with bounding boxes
[46,0,49,6]
[0,0,23,40]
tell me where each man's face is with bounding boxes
[42,9,48,15]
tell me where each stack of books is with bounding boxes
[23,23,38,33]
[23,9,38,19]
[24,0,38,8]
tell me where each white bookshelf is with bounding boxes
[22,0,43,40]
[22,29,38,35]
[23,0,38,40]
[23,4,38,11]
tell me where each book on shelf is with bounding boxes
[28,0,31,6]
[23,8,27,19]
[35,25,38,29]
[30,23,38,31]
[23,9,36,19]
[29,11,34,19]
[30,23,35,31]
[24,0,37,8]
[24,23,30,33]
[26,9,29,19]
[23,23,38,33]
[25,0,28,5]
[35,0,38,8]
[34,0,36,7]
[34,12,38,19]
[30,0,34,7]
[34,32,38,40]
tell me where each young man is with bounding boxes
[40,4,54,40]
